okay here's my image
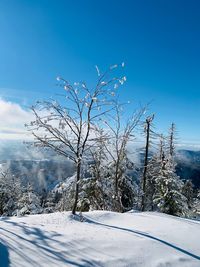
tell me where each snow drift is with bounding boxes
[0,211,200,267]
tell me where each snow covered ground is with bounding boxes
[0,211,200,267]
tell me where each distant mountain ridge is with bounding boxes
[0,141,200,189]
[176,150,200,188]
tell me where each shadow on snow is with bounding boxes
[83,215,200,261]
[0,219,102,267]
[0,242,10,267]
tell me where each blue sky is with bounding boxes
[0,0,200,147]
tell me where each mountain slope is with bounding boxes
[0,211,200,267]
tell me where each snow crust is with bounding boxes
[0,211,200,267]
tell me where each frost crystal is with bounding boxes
[82,83,86,88]
[92,97,97,102]
[85,93,90,99]
[110,64,118,70]
[101,81,107,85]
[64,85,69,91]
[95,65,100,77]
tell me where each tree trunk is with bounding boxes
[72,159,81,215]
[114,164,124,212]
[114,164,121,212]
[169,123,175,157]
[141,117,152,211]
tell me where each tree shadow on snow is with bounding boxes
[83,215,200,261]
[0,242,10,267]
[0,219,102,267]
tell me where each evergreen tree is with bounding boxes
[146,134,165,211]
[145,154,161,211]
[0,171,20,216]
[154,124,188,216]
[17,183,42,215]
[154,158,188,216]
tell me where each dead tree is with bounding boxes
[169,122,176,157]
[159,134,165,161]
[141,114,154,211]
[26,64,127,214]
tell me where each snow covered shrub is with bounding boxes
[17,190,42,215]
[53,175,76,211]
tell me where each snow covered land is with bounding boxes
[0,211,200,267]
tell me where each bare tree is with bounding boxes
[169,122,176,157]
[26,64,126,214]
[98,103,144,212]
[159,134,165,161]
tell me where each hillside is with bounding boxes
[0,211,200,267]
[176,150,200,188]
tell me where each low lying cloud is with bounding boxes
[0,98,33,140]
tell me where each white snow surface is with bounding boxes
[0,210,200,267]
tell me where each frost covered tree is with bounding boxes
[144,155,160,211]
[144,134,165,211]
[154,158,188,216]
[169,122,176,157]
[0,169,42,216]
[0,170,21,216]
[81,129,110,211]
[26,64,127,214]
[17,183,42,215]
[94,104,144,212]
[154,124,188,216]
[55,180,74,212]
[78,102,143,212]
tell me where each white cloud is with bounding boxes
[0,98,33,140]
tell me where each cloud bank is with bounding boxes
[0,98,33,140]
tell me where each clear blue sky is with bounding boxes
[0,0,200,146]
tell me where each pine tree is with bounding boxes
[145,134,165,211]
[145,154,160,211]
[17,183,42,215]
[154,158,188,216]
[0,171,20,216]
[154,124,188,216]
